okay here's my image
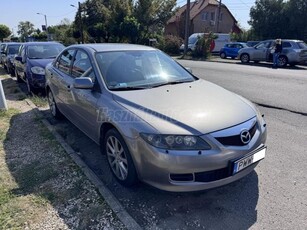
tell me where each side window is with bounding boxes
[282,42,292,48]
[57,49,75,75]
[71,50,94,79]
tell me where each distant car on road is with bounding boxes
[1,42,22,75]
[238,39,307,67]
[45,43,267,192]
[14,42,65,93]
[219,42,247,59]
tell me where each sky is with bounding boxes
[0,0,255,36]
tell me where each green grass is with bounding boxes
[29,95,48,107]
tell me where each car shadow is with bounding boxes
[41,109,260,230]
[236,61,307,70]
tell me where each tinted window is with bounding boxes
[7,45,21,54]
[71,50,93,79]
[57,49,75,75]
[297,42,307,49]
[255,42,270,49]
[282,42,292,48]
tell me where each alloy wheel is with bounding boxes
[106,136,128,181]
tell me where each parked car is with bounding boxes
[46,44,267,192]
[246,41,260,47]
[219,42,247,59]
[238,39,307,67]
[180,33,231,53]
[1,42,22,75]
[0,42,8,64]
[14,42,65,93]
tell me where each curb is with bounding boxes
[24,99,143,230]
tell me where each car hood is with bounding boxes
[28,58,53,68]
[112,80,256,135]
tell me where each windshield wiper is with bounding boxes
[151,80,194,88]
[110,86,149,91]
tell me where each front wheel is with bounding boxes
[278,55,288,68]
[240,54,250,63]
[104,129,138,187]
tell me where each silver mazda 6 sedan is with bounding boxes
[45,44,267,192]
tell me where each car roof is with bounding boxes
[68,43,156,52]
[23,41,63,46]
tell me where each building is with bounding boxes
[165,0,241,38]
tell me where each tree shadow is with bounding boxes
[236,61,307,70]
[3,109,124,229]
[42,110,260,230]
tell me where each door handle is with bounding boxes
[67,85,71,91]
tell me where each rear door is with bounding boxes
[49,49,76,116]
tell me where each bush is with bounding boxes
[192,32,217,59]
[158,35,182,55]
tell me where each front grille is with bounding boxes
[215,122,257,146]
[194,167,230,182]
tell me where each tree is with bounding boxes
[48,19,76,45]
[249,0,286,40]
[284,0,307,41]
[0,24,11,42]
[17,21,35,41]
[120,16,140,43]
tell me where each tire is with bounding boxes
[220,52,226,59]
[104,129,138,187]
[26,76,34,95]
[278,55,288,68]
[15,69,22,83]
[47,89,63,119]
[240,53,250,63]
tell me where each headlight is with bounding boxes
[140,133,211,150]
[31,66,45,75]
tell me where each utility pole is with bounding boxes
[183,0,191,57]
[71,2,85,44]
[78,1,84,44]
[37,13,49,40]
[216,0,222,33]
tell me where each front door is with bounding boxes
[253,41,271,61]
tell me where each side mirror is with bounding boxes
[15,56,22,62]
[73,77,94,89]
[185,67,193,74]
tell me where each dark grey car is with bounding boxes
[45,44,267,192]
[238,39,307,67]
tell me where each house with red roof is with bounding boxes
[165,0,241,38]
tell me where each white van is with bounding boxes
[180,33,231,53]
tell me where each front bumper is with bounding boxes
[29,73,46,89]
[126,118,267,192]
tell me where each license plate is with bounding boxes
[233,148,266,174]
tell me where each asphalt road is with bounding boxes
[8,61,307,229]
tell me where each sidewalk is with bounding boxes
[0,71,125,229]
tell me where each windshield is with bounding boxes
[297,42,307,49]
[27,44,65,59]
[8,45,21,55]
[96,50,196,90]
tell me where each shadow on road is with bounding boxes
[42,108,260,230]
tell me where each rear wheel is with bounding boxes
[104,129,138,187]
[15,69,22,83]
[240,53,250,63]
[220,52,226,59]
[278,55,288,67]
[47,90,63,119]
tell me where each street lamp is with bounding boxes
[37,12,49,40]
[71,2,84,44]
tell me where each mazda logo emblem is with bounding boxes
[240,130,251,144]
